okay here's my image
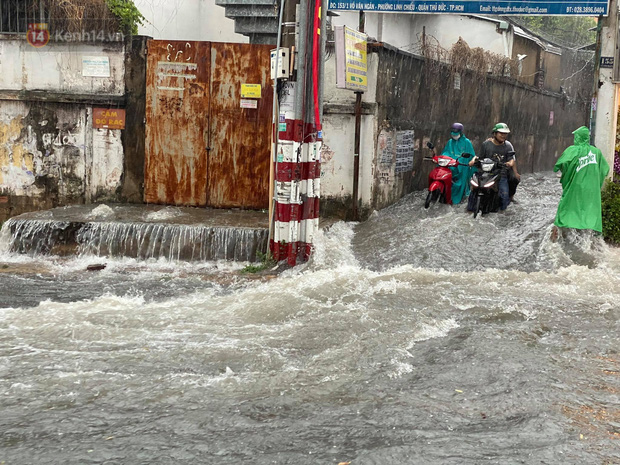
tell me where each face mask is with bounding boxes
[451,132,461,140]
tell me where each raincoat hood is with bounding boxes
[572,126,590,145]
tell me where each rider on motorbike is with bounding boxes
[467,122,515,212]
[441,122,476,204]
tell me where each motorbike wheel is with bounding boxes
[424,190,439,209]
[473,197,481,218]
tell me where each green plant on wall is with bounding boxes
[106,0,144,35]
[602,178,620,244]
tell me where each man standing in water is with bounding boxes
[441,122,476,204]
[551,126,610,240]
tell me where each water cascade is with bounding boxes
[1,205,268,262]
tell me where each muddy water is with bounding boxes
[1,173,619,464]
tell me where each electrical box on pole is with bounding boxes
[271,48,290,80]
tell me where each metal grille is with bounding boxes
[0,0,48,34]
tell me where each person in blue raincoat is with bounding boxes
[441,122,476,204]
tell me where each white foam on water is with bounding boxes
[409,318,460,345]
[86,204,115,220]
[144,207,185,221]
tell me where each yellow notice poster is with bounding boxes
[241,84,262,98]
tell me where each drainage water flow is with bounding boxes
[0,173,619,464]
[2,205,268,262]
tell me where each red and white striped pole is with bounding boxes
[270,0,323,266]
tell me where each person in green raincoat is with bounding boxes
[441,122,476,204]
[552,126,610,235]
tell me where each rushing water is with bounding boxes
[1,172,619,464]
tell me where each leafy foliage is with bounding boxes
[241,251,277,274]
[602,179,620,244]
[509,16,597,48]
[105,0,144,35]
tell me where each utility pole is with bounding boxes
[352,10,365,221]
[270,0,325,266]
[592,0,619,174]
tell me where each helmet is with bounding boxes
[492,122,510,134]
[450,122,464,133]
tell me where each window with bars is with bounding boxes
[0,0,49,34]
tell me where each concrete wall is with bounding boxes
[0,38,132,222]
[331,13,509,56]
[135,0,247,43]
[0,38,125,94]
[320,51,378,218]
[408,14,510,56]
[0,101,123,220]
[320,44,590,219]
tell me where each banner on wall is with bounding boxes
[335,26,368,92]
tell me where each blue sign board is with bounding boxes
[327,1,609,15]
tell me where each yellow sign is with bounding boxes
[344,27,367,91]
[241,84,262,98]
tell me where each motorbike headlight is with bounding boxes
[483,180,496,188]
[481,162,494,172]
[437,158,450,167]
[470,178,479,187]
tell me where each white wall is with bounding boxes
[135,0,247,43]
[331,12,415,51]
[321,52,378,207]
[409,14,510,56]
[331,13,511,57]
[0,39,125,94]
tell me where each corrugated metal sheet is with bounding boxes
[144,40,210,206]
[207,44,273,209]
[144,40,273,209]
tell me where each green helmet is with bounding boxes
[492,122,511,134]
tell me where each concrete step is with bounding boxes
[215,0,276,6]
[248,33,277,45]
[234,16,278,34]
[224,4,277,18]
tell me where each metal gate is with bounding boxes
[144,40,273,208]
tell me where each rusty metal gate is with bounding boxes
[144,40,273,208]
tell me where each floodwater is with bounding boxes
[1,173,619,464]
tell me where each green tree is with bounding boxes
[106,0,144,35]
[509,16,597,48]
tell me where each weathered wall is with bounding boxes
[0,101,123,220]
[375,45,587,210]
[512,34,540,88]
[120,36,148,203]
[320,43,589,219]
[408,14,510,56]
[0,37,125,94]
[0,37,138,222]
[320,52,378,219]
[541,50,562,93]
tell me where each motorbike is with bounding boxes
[469,152,513,218]
[424,142,472,209]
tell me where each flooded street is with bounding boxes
[1,172,619,464]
